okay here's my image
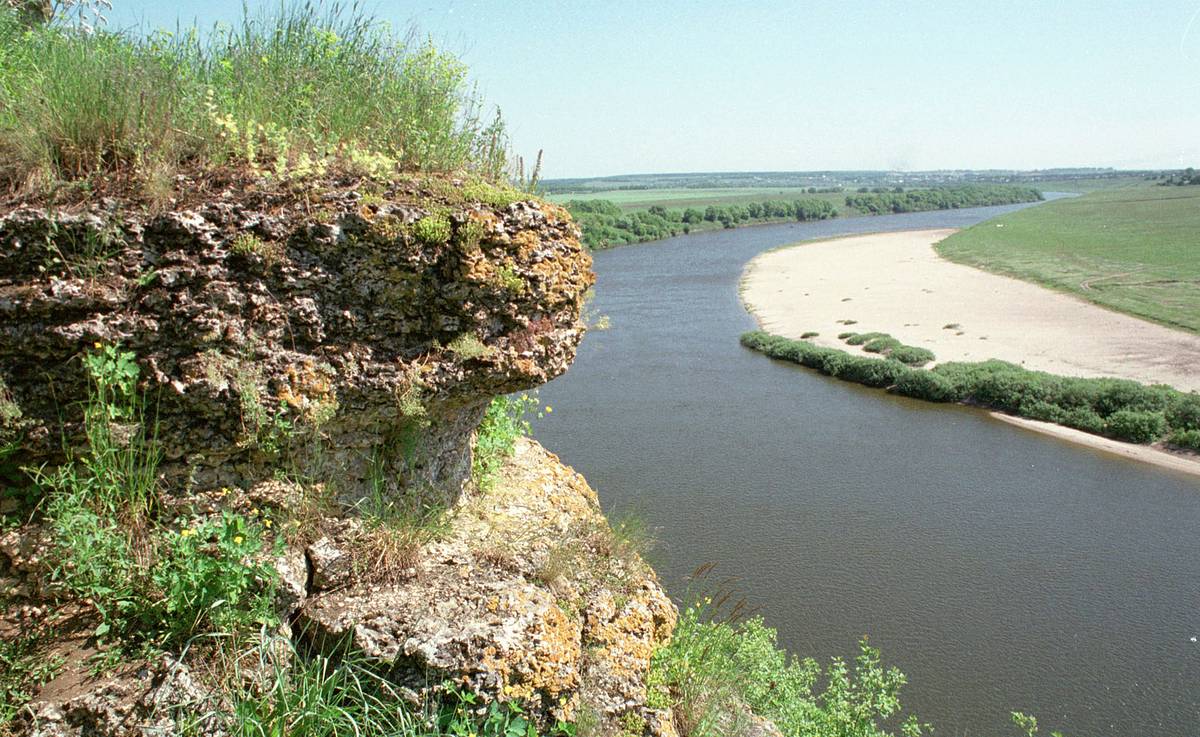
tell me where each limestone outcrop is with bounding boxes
[0,175,592,504]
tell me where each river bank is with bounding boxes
[740,228,1200,475]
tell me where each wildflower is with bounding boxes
[233,535,244,545]
[545,405,553,413]
[249,507,259,517]
[263,518,273,529]
[180,528,195,538]
[93,341,102,349]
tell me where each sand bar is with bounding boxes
[741,228,1200,392]
[741,228,1200,477]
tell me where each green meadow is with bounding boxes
[936,184,1200,333]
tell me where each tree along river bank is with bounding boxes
[534,201,1200,737]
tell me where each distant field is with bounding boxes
[936,185,1200,333]
[546,187,849,213]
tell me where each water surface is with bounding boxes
[534,204,1200,737]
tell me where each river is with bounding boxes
[532,203,1200,737]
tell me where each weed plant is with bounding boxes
[649,596,926,737]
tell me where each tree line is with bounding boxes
[1158,168,1200,186]
[566,198,838,249]
[843,185,1043,214]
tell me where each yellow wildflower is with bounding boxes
[545,405,553,413]
[180,528,195,538]
[263,518,273,529]
[93,341,102,350]
[233,535,244,545]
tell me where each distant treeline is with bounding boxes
[1158,168,1200,186]
[566,198,838,249]
[844,185,1043,214]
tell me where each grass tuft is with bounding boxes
[0,3,509,198]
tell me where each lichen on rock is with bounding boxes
[0,174,593,505]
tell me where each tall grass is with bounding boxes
[0,2,508,194]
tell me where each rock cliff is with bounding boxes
[0,174,686,736]
[0,174,592,504]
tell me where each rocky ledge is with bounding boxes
[0,175,593,504]
[3,438,679,736]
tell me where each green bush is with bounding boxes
[649,603,926,737]
[1168,428,1200,450]
[890,370,960,403]
[862,336,902,354]
[889,345,935,367]
[743,330,1187,446]
[1166,393,1200,432]
[1104,409,1167,444]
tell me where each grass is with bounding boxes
[0,3,508,199]
[742,330,1200,448]
[472,393,537,490]
[936,185,1200,332]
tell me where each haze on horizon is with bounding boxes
[110,0,1200,179]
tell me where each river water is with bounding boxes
[532,203,1200,737]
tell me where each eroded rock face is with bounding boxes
[0,176,593,503]
[298,438,678,734]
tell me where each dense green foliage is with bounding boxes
[742,331,1200,447]
[0,4,507,194]
[649,602,926,737]
[566,197,837,249]
[843,185,1043,214]
[840,332,934,366]
[936,185,1200,332]
[31,345,275,647]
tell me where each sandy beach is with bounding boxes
[741,228,1200,475]
[741,228,1200,392]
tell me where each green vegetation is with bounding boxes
[742,330,1200,448]
[472,393,538,490]
[840,332,935,366]
[560,184,1041,249]
[31,345,274,647]
[844,185,1043,214]
[936,185,1200,332]
[0,3,507,198]
[1156,167,1200,186]
[648,599,927,737]
[566,197,837,249]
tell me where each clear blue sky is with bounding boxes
[109,1,1200,179]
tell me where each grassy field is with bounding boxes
[936,184,1200,333]
[546,187,849,212]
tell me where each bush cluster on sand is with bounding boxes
[742,330,1200,447]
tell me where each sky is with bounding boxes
[108,1,1200,179]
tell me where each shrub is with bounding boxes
[837,356,910,388]
[1060,407,1106,435]
[1104,409,1167,444]
[1166,393,1200,432]
[844,332,890,346]
[890,370,960,403]
[1168,429,1200,451]
[862,336,902,354]
[649,603,926,737]
[889,345,935,367]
